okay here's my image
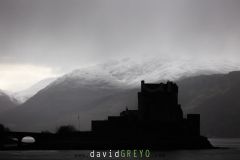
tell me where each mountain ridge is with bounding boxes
[0,58,240,137]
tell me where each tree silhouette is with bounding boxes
[56,125,76,134]
[0,124,10,133]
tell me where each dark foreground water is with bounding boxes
[0,138,240,160]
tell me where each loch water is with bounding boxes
[0,138,240,160]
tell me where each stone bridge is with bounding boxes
[4,132,48,147]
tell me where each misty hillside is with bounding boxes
[0,91,18,114]
[178,71,240,137]
[1,68,240,137]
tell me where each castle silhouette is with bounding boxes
[1,80,213,150]
[89,81,212,149]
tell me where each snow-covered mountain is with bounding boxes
[52,56,240,88]
[13,77,57,103]
[11,56,240,103]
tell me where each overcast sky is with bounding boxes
[1,0,240,92]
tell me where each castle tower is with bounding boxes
[138,80,183,122]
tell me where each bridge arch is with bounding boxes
[21,136,36,143]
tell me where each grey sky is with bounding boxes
[1,0,240,91]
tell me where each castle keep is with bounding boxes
[92,81,200,137]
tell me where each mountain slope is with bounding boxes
[0,77,137,131]
[0,91,18,114]
[13,77,57,103]
[178,71,240,137]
